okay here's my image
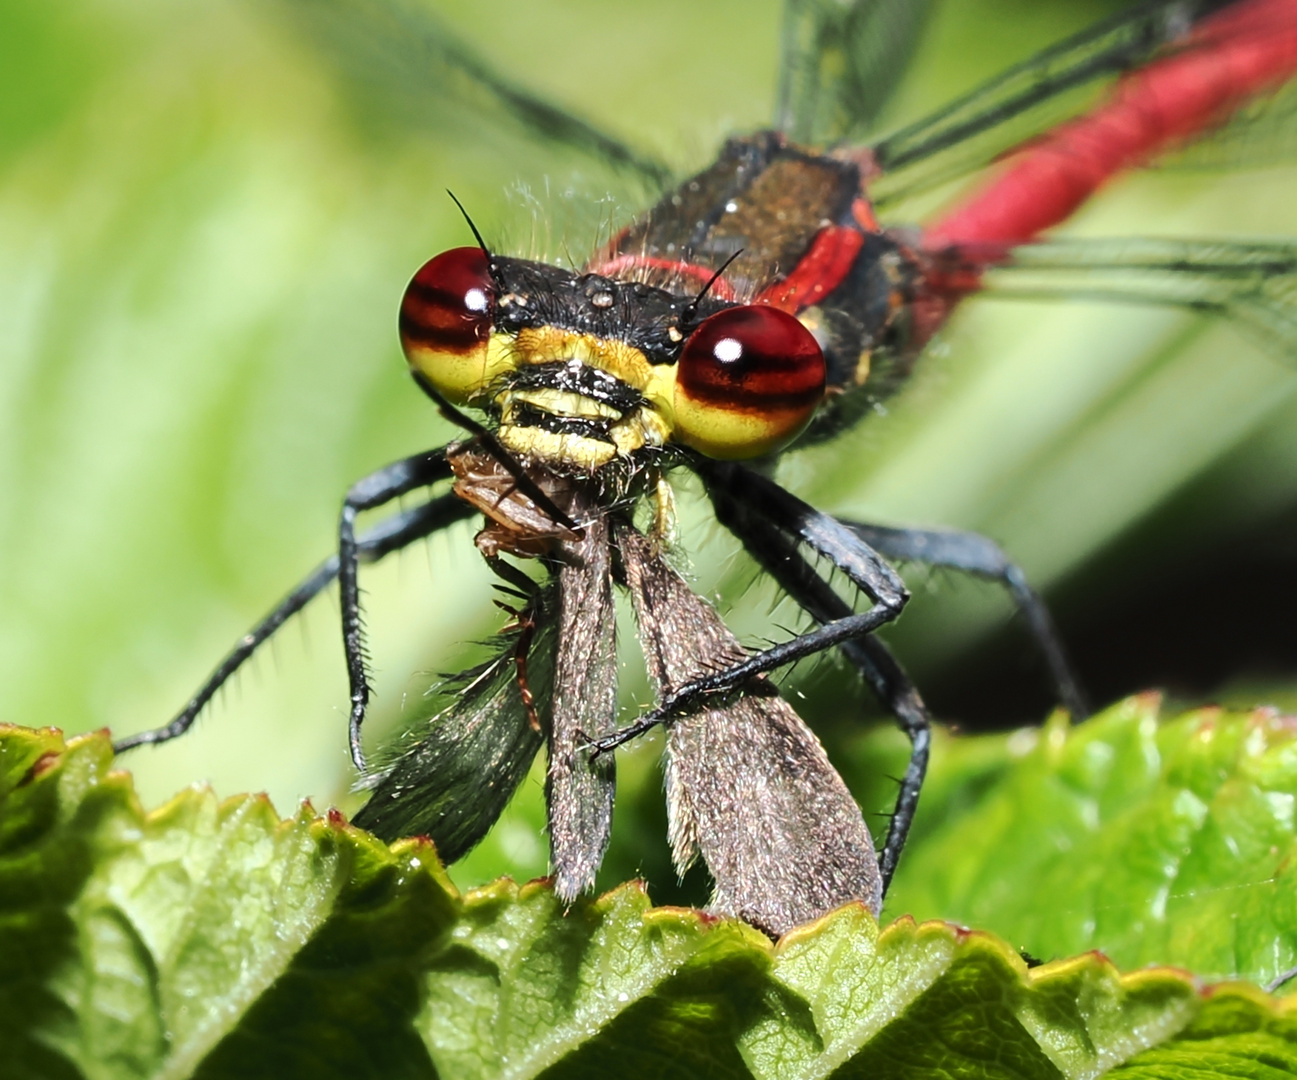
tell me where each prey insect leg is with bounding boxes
[840,520,1087,719]
[486,556,546,734]
[115,483,473,754]
[707,488,931,893]
[340,447,459,771]
[588,460,911,753]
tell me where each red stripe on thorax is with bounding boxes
[924,0,1297,249]
[584,254,740,301]
[755,222,866,313]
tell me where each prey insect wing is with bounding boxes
[618,525,882,937]
[353,474,620,895]
[705,501,932,892]
[546,495,618,901]
[352,589,552,861]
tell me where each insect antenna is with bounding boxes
[446,189,492,258]
[415,196,581,534]
[681,249,744,323]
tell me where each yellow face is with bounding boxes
[398,248,827,470]
[487,327,676,470]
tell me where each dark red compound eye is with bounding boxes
[672,304,827,459]
[399,246,497,404]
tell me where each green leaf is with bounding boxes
[1,723,458,1080]
[749,910,1202,1079]
[7,717,1297,1079]
[1110,989,1297,1079]
[421,881,772,1079]
[880,696,1297,985]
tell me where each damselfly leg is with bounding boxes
[338,449,461,771]
[588,461,911,753]
[705,473,933,892]
[112,462,472,756]
[841,521,1088,720]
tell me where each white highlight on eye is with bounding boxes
[465,287,489,313]
[714,337,743,363]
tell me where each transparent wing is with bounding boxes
[867,0,1290,208]
[269,0,672,186]
[982,237,1297,361]
[1165,76,1297,169]
[776,0,934,144]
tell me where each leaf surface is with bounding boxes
[876,697,1297,986]
[6,714,1297,1079]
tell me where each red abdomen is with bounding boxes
[924,0,1297,250]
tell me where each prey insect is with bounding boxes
[116,0,1297,936]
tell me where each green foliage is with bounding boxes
[6,703,1297,1078]
[0,724,458,1079]
[883,696,1297,983]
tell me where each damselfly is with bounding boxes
[115,0,1297,936]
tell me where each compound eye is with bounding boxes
[399,246,496,404]
[672,305,826,458]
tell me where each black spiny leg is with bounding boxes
[340,447,458,771]
[706,473,931,894]
[590,459,911,752]
[842,521,1087,719]
[115,477,472,754]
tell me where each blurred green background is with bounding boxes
[3,0,1296,906]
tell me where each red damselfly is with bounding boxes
[111,0,1297,936]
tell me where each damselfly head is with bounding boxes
[399,246,827,470]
